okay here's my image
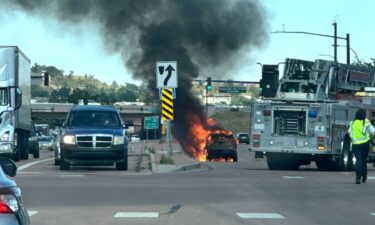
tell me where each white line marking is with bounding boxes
[18,158,54,171]
[114,212,159,218]
[367,177,375,180]
[18,172,42,174]
[283,176,304,179]
[61,174,85,177]
[341,172,350,175]
[28,211,39,217]
[370,213,375,216]
[236,213,285,219]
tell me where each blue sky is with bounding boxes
[0,0,373,84]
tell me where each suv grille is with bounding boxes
[76,135,113,148]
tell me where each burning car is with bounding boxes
[205,131,238,162]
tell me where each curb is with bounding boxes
[150,153,202,173]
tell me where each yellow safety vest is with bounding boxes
[349,119,371,145]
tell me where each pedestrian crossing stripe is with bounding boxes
[162,88,174,120]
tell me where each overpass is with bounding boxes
[31,103,157,132]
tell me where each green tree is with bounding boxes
[31,84,49,98]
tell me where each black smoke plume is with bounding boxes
[6,0,268,158]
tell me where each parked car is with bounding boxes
[53,134,61,166]
[130,135,140,142]
[0,157,30,225]
[59,105,128,171]
[38,136,54,151]
[28,121,40,158]
[205,132,238,162]
[236,133,250,144]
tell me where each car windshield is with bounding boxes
[67,111,121,127]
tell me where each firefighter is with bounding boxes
[348,109,375,184]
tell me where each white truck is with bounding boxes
[0,46,33,161]
[250,58,375,170]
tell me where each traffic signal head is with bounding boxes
[44,72,49,86]
[206,77,212,91]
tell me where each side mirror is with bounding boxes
[15,88,22,110]
[0,157,17,177]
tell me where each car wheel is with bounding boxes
[60,156,70,170]
[233,154,238,162]
[54,159,60,166]
[116,157,128,171]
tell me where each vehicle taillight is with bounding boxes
[317,136,325,150]
[0,203,12,213]
[252,134,260,147]
[263,109,271,116]
[0,194,18,213]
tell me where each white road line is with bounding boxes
[367,177,375,180]
[283,176,304,179]
[18,172,42,174]
[236,213,285,219]
[61,174,85,177]
[370,213,375,216]
[18,158,54,171]
[114,212,159,218]
[341,172,350,175]
[28,211,39,217]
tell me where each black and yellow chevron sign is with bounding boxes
[161,88,174,121]
[161,123,167,135]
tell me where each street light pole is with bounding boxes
[272,23,351,65]
[337,45,359,63]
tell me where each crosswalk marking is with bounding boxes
[18,171,42,174]
[28,211,39,217]
[114,212,159,218]
[236,213,285,219]
[60,174,85,177]
[283,176,304,179]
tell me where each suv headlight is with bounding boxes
[113,136,124,145]
[0,131,10,142]
[62,135,75,145]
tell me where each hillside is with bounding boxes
[210,111,250,135]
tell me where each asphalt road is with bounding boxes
[13,144,375,225]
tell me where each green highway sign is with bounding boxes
[218,86,247,93]
[144,116,159,129]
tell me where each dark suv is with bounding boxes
[60,105,128,171]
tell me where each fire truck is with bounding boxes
[250,58,375,170]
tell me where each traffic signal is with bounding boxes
[206,77,212,91]
[44,72,49,86]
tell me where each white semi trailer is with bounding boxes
[0,46,33,161]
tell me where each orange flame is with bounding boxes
[182,113,233,162]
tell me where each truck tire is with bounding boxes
[267,153,299,170]
[33,148,40,159]
[60,156,70,170]
[21,132,30,160]
[116,157,128,171]
[315,158,335,171]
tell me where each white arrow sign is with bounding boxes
[156,61,178,88]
